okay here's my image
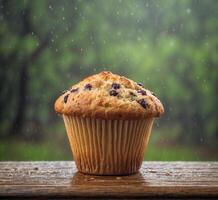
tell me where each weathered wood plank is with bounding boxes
[0,162,218,199]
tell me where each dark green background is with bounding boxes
[0,0,217,161]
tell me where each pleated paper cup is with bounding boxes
[63,115,154,175]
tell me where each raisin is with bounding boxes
[84,83,92,90]
[109,90,118,96]
[137,99,148,109]
[137,90,147,95]
[112,83,120,90]
[64,94,69,103]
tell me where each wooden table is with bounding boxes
[0,162,218,199]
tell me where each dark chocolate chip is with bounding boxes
[84,83,92,90]
[137,99,148,109]
[137,82,144,87]
[109,90,118,96]
[137,90,147,95]
[112,83,120,90]
[70,88,79,93]
[64,94,69,103]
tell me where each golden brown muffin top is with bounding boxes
[54,71,164,119]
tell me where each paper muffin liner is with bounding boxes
[63,115,154,175]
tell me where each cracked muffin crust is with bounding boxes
[54,71,164,120]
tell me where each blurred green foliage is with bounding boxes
[0,0,218,160]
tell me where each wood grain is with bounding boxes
[0,161,218,199]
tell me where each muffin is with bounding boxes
[55,71,164,175]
